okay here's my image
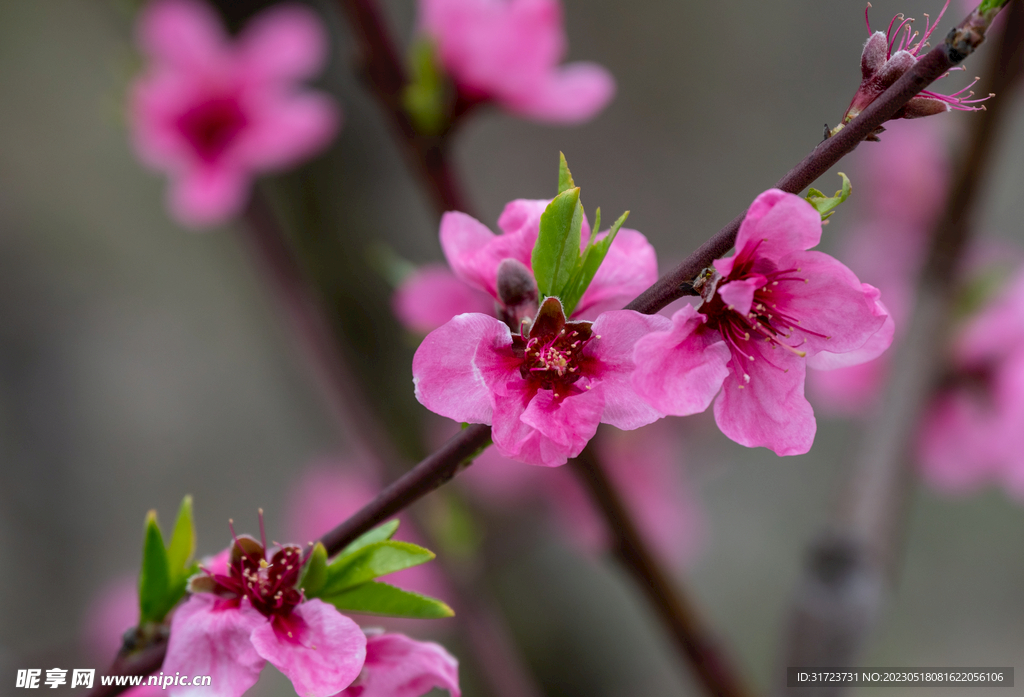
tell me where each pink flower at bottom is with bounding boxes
[418,0,614,123]
[337,630,460,697]
[129,0,340,227]
[414,298,668,466]
[633,189,892,456]
[162,536,365,697]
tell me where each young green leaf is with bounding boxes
[322,540,436,596]
[321,581,454,619]
[299,542,329,597]
[557,152,575,193]
[561,210,630,315]
[805,172,852,221]
[338,519,400,558]
[532,187,582,297]
[138,511,171,624]
[166,495,195,578]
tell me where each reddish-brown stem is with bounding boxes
[573,445,753,697]
[335,0,473,217]
[88,3,1009,694]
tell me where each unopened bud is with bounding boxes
[496,259,538,308]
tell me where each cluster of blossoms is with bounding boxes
[409,180,894,461]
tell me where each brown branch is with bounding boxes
[88,3,1013,693]
[335,0,473,217]
[572,445,753,697]
[772,3,1024,694]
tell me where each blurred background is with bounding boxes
[0,0,1022,695]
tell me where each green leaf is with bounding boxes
[166,495,195,579]
[403,38,448,136]
[338,519,400,558]
[805,172,852,221]
[561,210,630,315]
[979,0,1009,14]
[323,540,435,596]
[532,187,582,297]
[557,152,575,194]
[138,511,171,624]
[300,542,329,597]
[321,581,454,619]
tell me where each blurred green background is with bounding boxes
[0,1,1021,695]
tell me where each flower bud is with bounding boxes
[496,258,539,328]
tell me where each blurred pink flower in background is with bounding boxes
[418,0,614,123]
[808,120,948,414]
[458,421,703,567]
[337,630,460,697]
[129,0,340,227]
[394,199,658,333]
[917,269,1024,501]
[285,461,450,602]
[633,190,892,456]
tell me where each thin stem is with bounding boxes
[627,6,1001,315]
[572,445,753,697]
[772,3,1024,693]
[335,0,473,217]
[88,3,1011,693]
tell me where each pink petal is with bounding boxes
[412,313,518,424]
[168,165,250,228]
[956,269,1024,365]
[774,251,888,356]
[518,387,605,466]
[251,599,366,697]
[496,198,550,239]
[82,576,138,663]
[236,92,340,171]
[806,285,894,369]
[339,632,460,697]
[137,0,226,69]
[239,4,329,83]
[440,212,511,296]
[916,391,1000,494]
[505,61,615,124]
[734,189,822,263]
[806,358,887,415]
[392,265,495,333]
[574,228,658,319]
[285,464,379,543]
[586,310,671,429]
[632,305,731,416]
[162,595,266,697]
[716,275,766,317]
[713,343,815,456]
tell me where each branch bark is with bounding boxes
[335,0,473,217]
[772,4,1024,694]
[572,445,753,697]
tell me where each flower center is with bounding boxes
[515,297,595,395]
[177,95,248,163]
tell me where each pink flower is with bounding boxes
[458,421,702,566]
[129,0,339,227]
[414,297,668,466]
[835,1,988,135]
[418,0,614,123]
[337,630,460,697]
[395,199,658,332]
[633,190,892,456]
[162,533,365,697]
[917,269,1024,501]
